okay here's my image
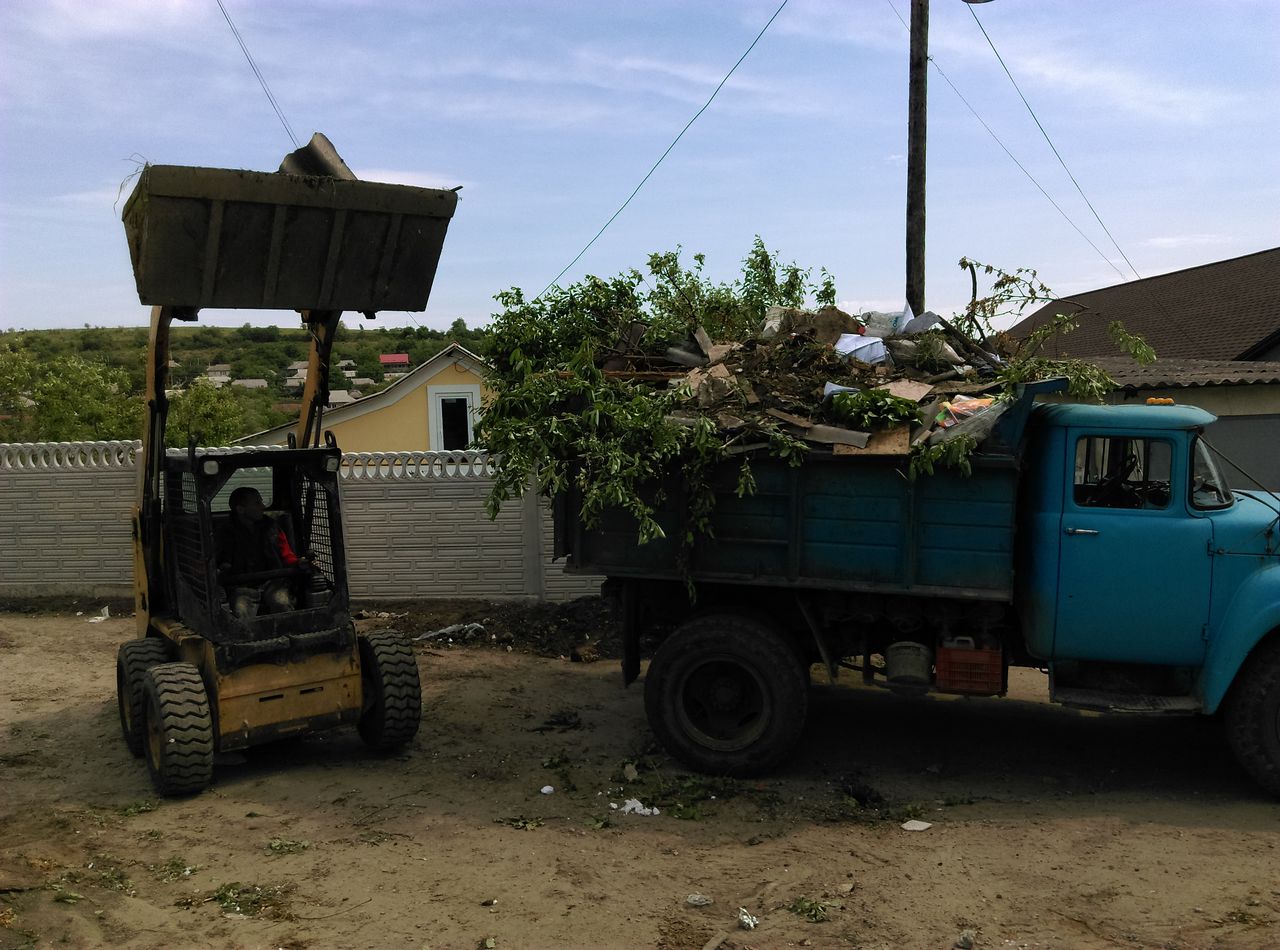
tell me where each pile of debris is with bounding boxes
[599,303,1016,459]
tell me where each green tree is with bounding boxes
[31,355,143,442]
[234,388,293,438]
[166,381,245,447]
[0,344,38,441]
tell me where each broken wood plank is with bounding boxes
[875,379,933,403]
[833,425,911,456]
[705,343,740,362]
[693,327,714,357]
[766,407,813,428]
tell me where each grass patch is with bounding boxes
[120,800,158,817]
[86,856,132,894]
[494,815,542,830]
[208,882,295,919]
[541,752,577,793]
[788,896,830,923]
[266,838,309,856]
[647,773,740,821]
[153,857,198,883]
[47,884,84,905]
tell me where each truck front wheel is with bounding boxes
[644,613,808,776]
[1225,636,1280,797]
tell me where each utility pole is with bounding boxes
[905,0,929,319]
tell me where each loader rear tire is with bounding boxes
[644,613,808,777]
[116,638,172,757]
[1225,635,1280,797]
[358,632,422,750]
[142,663,215,796]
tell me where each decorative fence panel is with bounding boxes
[0,442,602,602]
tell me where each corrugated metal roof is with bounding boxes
[1009,247,1280,360]
[1091,356,1280,389]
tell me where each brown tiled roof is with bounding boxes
[1088,356,1280,390]
[1009,247,1280,360]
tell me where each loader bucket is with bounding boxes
[122,163,458,312]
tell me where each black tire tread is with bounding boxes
[358,632,422,750]
[644,612,808,777]
[143,663,215,796]
[1225,635,1280,797]
[116,638,172,757]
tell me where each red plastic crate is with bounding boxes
[935,643,1004,695]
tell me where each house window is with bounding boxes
[428,384,481,451]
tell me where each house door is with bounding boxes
[439,397,470,450]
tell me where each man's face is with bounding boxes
[236,492,266,524]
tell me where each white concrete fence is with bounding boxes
[0,440,602,602]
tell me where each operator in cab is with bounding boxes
[216,486,309,619]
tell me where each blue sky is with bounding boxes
[2,0,1277,332]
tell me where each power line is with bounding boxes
[883,0,1127,281]
[537,0,790,299]
[215,0,300,150]
[966,5,1142,281]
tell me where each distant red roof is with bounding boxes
[379,353,410,366]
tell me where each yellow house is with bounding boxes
[242,342,490,452]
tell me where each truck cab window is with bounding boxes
[1190,438,1233,509]
[1074,437,1172,509]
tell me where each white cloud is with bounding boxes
[12,0,213,42]
[771,0,1234,124]
[998,50,1230,124]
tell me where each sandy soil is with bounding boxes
[2,605,1279,950]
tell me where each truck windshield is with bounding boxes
[1191,438,1232,509]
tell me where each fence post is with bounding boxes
[521,482,545,600]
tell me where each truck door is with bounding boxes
[1054,432,1211,665]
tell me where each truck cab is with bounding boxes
[1019,403,1280,725]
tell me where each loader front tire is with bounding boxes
[142,663,215,796]
[116,638,172,757]
[358,632,422,750]
[645,613,808,777]
[1225,635,1280,797]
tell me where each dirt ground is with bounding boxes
[2,602,1279,950]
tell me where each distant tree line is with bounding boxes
[0,318,493,445]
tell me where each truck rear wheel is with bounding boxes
[142,663,215,796]
[644,613,808,776]
[117,638,172,757]
[1225,636,1280,797]
[357,632,422,750]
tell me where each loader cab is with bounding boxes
[159,440,353,662]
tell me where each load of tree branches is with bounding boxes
[477,241,1153,550]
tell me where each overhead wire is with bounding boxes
[536,0,790,300]
[215,0,301,150]
[883,0,1127,282]
[965,5,1141,281]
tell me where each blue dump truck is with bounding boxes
[554,386,1280,795]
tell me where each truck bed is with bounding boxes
[557,451,1021,601]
